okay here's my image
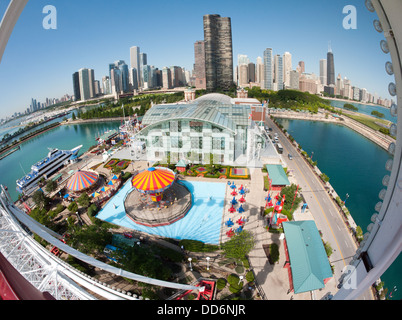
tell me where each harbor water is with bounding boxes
[0,121,120,202]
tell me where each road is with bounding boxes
[266,117,373,300]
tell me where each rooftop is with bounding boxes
[141,93,252,131]
[265,164,290,186]
[282,220,333,294]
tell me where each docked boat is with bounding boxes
[16,145,82,195]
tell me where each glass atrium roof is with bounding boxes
[142,94,251,131]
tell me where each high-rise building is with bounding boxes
[327,45,335,86]
[109,60,130,93]
[102,76,111,95]
[298,61,305,74]
[194,40,206,90]
[283,52,292,87]
[319,59,327,86]
[130,46,141,88]
[203,14,233,92]
[162,67,172,89]
[289,70,299,90]
[72,72,81,101]
[238,64,249,87]
[274,54,284,90]
[256,56,264,87]
[88,69,95,98]
[129,68,138,90]
[78,68,92,101]
[248,62,255,83]
[263,48,273,90]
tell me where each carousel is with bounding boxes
[131,167,176,202]
[124,167,192,227]
[64,170,100,201]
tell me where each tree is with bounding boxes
[280,184,303,213]
[32,190,48,209]
[68,202,78,213]
[222,230,255,261]
[77,193,91,208]
[45,179,57,193]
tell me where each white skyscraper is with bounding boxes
[130,46,141,88]
[283,52,292,87]
[320,59,327,86]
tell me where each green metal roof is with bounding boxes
[265,164,290,186]
[282,221,333,294]
[175,159,187,167]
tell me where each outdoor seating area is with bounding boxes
[224,182,249,238]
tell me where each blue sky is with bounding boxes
[0,0,394,118]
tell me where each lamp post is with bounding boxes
[206,257,210,271]
[344,193,349,205]
[238,275,244,286]
[188,257,192,271]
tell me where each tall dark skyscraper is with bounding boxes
[327,44,335,86]
[203,14,233,92]
[72,72,81,101]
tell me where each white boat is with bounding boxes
[16,145,82,194]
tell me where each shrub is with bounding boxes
[178,239,219,252]
[227,274,240,286]
[269,243,280,263]
[245,271,255,283]
[216,278,227,291]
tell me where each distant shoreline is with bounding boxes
[323,97,389,109]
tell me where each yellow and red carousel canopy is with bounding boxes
[67,170,99,192]
[131,167,176,194]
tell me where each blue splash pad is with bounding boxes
[96,180,226,244]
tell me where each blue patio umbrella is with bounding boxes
[63,194,69,199]
[238,204,245,213]
[230,182,236,189]
[225,219,234,227]
[239,188,245,195]
[231,197,238,205]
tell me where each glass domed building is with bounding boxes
[134,93,274,167]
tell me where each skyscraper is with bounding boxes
[327,44,335,86]
[256,56,264,87]
[194,40,206,90]
[109,60,130,93]
[283,52,292,87]
[72,72,81,101]
[203,14,233,92]
[130,46,141,88]
[319,59,327,86]
[78,68,92,101]
[263,48,273,90]
[274,54,284,90]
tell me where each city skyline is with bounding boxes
[0,0,394,119]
